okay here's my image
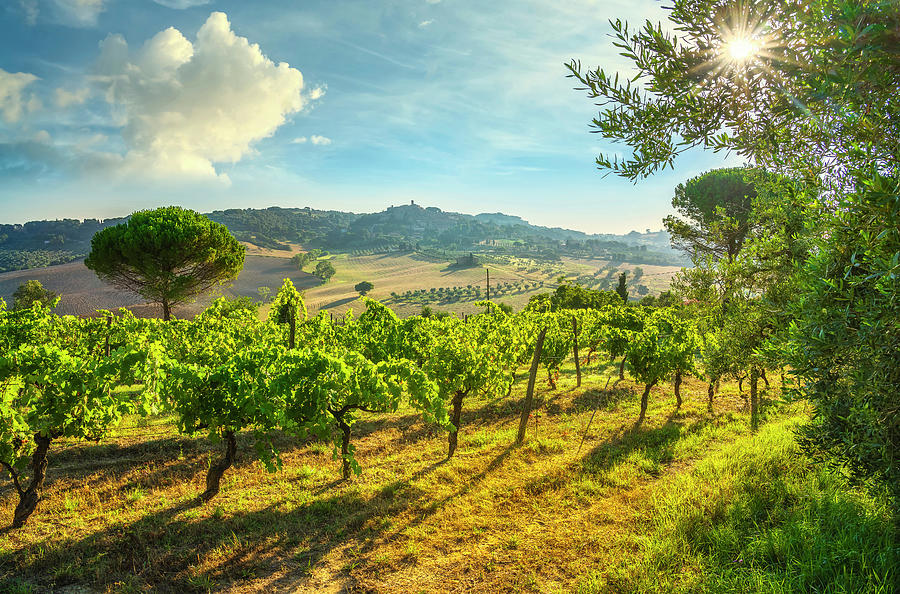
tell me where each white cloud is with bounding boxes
[153,0,212,8]
[53,0,106,27]
[418,20,433,28]
[0,69,40,123]
[291,137,308,144]
[55,86,90,108]
[93,11,306,182]
[310,135,331,146]
[309,85,326,100]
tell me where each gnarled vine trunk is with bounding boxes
[618,355,627,380]
[12,433,52,528]
[339,419,352,479]
[750,368,759,431]
[447,390,467,458]
[674,370,683,408]
[636,380,657,426]
[200,430,236,502]
[707,381,715,411]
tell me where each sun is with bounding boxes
[726,37,758,62]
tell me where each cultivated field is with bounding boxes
[0,248,683,319]
[0,256,319,319]
[0,364,893,592]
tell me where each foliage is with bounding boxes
[568,0,900,501]
[12,280,59,311]
[85,207,245,320]
[665,167,757,263]
[615,272,628,303]
[314,260,336,281]
[354,280,374,296]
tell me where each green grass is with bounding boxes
[0,368,895,593]
[577,415,898,593]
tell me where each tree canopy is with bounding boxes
[355,281,374,296]
[665,167,756,263]
[12,280,59,311]
[314,260,336,281]
[569,0,900,502]
[85,207,245,320]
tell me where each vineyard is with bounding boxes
[0,282,895,592]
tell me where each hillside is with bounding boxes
[1,365,893,592]
[0,204,686,275]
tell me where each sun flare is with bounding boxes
[727,37,758,62]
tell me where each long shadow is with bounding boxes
[580,416,710,476]
[1,460,442,593]
[320,296,358,310]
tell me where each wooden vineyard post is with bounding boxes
[572,315,581,388]
[517,327,547,445]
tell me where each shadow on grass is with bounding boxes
[0,466,438,593]
[320,296,359,310]
[580,416,711,477]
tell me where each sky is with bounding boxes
[0,0,744,234]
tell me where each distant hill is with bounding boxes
[0,203,686,274]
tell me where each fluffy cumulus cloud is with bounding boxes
[0,69,40,123]
[310,135,331,146]
[94,12,306,182]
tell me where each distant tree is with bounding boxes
[664,168,757,264]
[12,280,58,310]
[314,260,336,281]
[550,282,621,311]
[615,272,628,303]
[85,207,244,321]
[496,302,514,315]
[355,281,374,296]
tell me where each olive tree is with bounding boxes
[568,0,900,500]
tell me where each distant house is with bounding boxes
[456,253,478,267]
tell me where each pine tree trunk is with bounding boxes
[674,370,683,408]
[448,390,465,458]
[12,433,52,528]
[200,431,236,502]
[162,300,172,322]
[760,368,769,389]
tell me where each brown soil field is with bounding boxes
[0,256,319,319]
[0,252,682,320]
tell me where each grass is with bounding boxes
[0,367,895,593]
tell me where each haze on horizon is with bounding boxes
[0,0,743,234]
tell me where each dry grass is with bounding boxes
[0,364,802,593]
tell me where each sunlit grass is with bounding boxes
[0,366,893,592]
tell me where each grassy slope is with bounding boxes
[0,366,895,593]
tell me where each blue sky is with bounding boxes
[0,0,743,233]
